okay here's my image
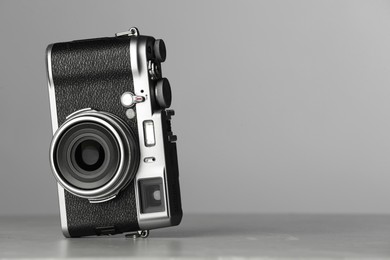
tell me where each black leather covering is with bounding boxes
[51,37,139,237]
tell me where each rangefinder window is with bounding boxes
[139,178,165,213]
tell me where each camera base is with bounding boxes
[125,230,150,239]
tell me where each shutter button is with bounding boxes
[120,92,145,108]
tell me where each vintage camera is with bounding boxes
[46,27,182,237]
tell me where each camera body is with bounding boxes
[46,28,182,237]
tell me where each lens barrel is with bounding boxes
[50,109,139,201]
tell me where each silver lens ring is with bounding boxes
[50,109,139,201]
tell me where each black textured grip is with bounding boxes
[51,37,140,237]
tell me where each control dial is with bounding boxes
[155,78,172,109]
[154,39,166,62]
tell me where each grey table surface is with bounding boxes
[1,214,390,259]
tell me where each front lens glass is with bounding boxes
[54,121,120,190]
[74,139,105,172]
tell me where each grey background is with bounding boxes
[0,0,390,216]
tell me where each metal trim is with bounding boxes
[130,36,172,229]
[46,44,70,238]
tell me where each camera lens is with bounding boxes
[50,110,140,200]
[74,139,105,172]
[55,122,120,190]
